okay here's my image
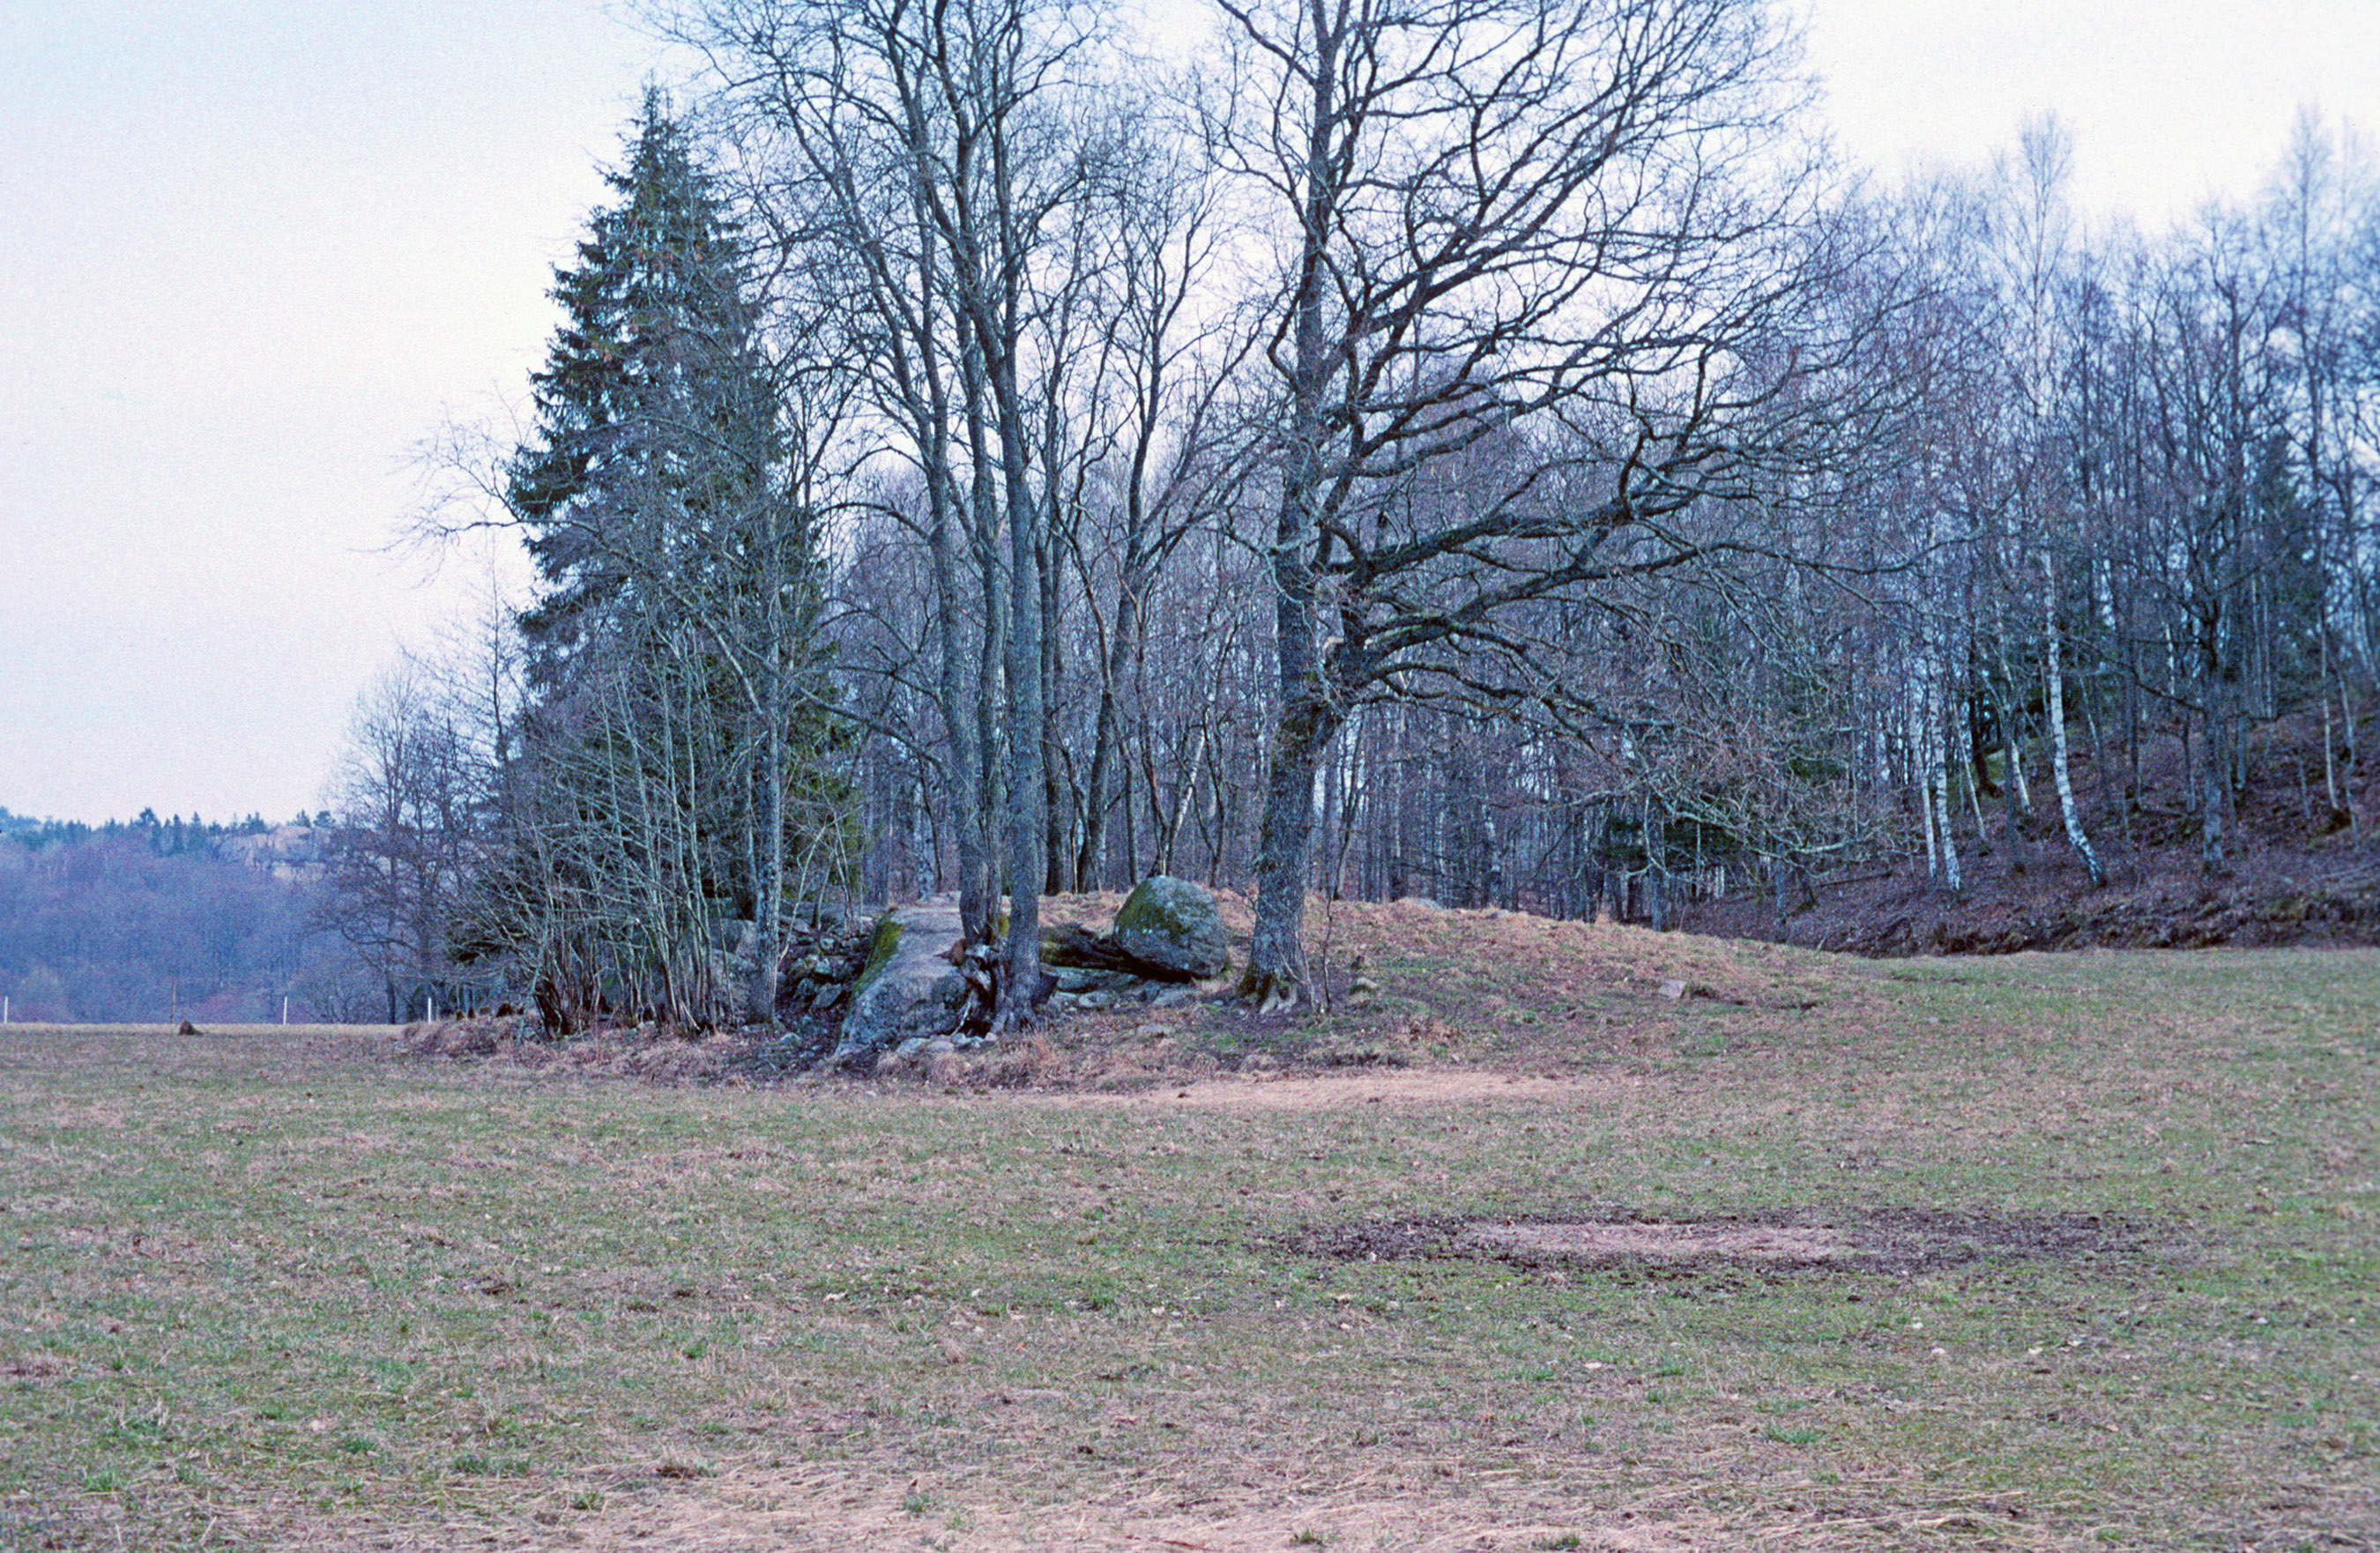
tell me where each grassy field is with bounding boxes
[0,914,2374,1550]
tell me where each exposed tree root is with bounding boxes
[1235,966,1313,1016]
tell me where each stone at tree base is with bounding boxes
[1041,922,1139,972]
[1111,875,1230,980]
[835,900,970,1062]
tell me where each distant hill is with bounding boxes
[218,822,330,882]
[0,812,374,1024]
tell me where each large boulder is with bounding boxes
[835,903,968,1060]
[1111,875,1229,981]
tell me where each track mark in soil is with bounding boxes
[1466,1220,1848,1262]
[1294,1206,2170,1274]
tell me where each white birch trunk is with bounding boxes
[1912,680,1939,881]
[2042,552,2106,886]
[1931,695,1962,895]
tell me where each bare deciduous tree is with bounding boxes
[1209,0,1833,1004]
[321,665,481,1022]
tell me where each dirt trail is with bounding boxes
[1022,1068,1633,1112]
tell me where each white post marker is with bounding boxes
[281,996,289,1026]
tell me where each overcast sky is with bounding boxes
[3,0,2376,828]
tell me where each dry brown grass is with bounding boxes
[953,891,1864,1093]
[2,925,2375,1552]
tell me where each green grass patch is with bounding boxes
[0,949,2374,1548]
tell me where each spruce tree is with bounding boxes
[481,93,837,1032]
[508,89,782,686]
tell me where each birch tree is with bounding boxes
[1988,119,2105,885]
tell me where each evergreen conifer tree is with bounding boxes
[508,89,783,686]
[478,93,840,1032]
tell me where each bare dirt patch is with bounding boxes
[1026,1068,1604,1111]
[199,1460,1789,1552]
[1467,1219,1851,1262]
[537,1468,1716,1553]
[1300,1207,2168,1274]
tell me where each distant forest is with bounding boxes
[222,1,2380,1030]
[0,809,381,1025]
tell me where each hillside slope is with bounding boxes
[1693,707,2380,955]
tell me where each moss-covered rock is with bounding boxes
[1112,875,1229,979]
[854,912,904,991]
[836,903,968,1061]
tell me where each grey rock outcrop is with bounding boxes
[834,900,968,1062]
[1110,875,1229,980]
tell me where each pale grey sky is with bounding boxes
[1808,0,2380,220]
[2,2,663,828]
[2,0,2374,827]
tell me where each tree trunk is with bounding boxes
[2042,552,2105,886]
[747,711,785,1022]
[1995,676,2026,873]
[1242,694,1338,1012]
[979,168,1045,1029]
[2195,604,2230,872]
[959,320,1007,945]
[1238,0,1338,1011]
[994,381,1045,1030]
[1040,523,1071,894]
[1075,583,1139,890]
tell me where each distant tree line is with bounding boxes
[0,813,373,1024]
[360,0,2380,1028]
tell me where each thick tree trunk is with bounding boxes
[747,715,784,1023]
[928,478,987,939]
[1241,694,1338,1012]
[745,510,789,1024]
[1040,524,1071,894]
[978,145,1046,1030]
[1241,479,1331,1007]
[2197,703,2230,871]
[902,181,991,946]
[2195,605,2231,872]
[958,331,1007,946]
[1238,0,1339,1012]
[994,367,1045,1032]
[1075,578,1142,890]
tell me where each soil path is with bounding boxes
[1019,1068,1631,1112]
